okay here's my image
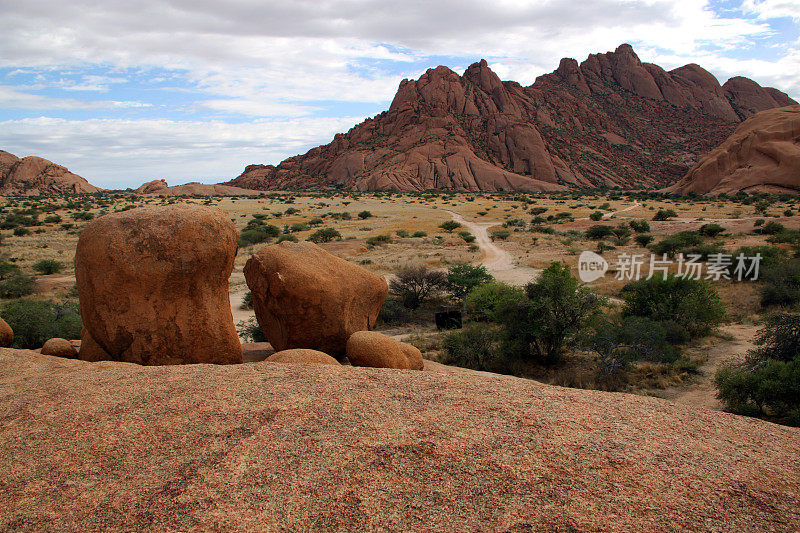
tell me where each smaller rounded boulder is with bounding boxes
[346,331,424,370]
[41,338,78,358]
[0,317,12,347]
[266,349,340,366]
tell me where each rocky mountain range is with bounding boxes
[0,150,102,195]
[229,44,796,192]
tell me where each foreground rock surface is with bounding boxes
[0,349,798,531]
[244,241,388,357]
[668,105,800,194]
[75,205,242,365]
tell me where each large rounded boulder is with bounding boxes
[41,338,78,359]
[346,331,423,370]
[75,205,242,365]
[0,317,12,347]
[244,241,388,357]
[266,349,340,366]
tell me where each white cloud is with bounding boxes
[0,116,365,187]
[742,0,800,20]
[0,85,149,110]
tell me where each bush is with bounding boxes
[411,231,427,238]
[32,259,63,275]
[237,317,267,343]
[584,316,678,377]
[377,297,412,326]
[585,225,613,240]
[589,211,604,221]
[0,298,82,349]
[439,220,461,232]
[445,263,493,301]
[699,223,725,237]
[715,313,800,426]
[442,324,503,372]
[44,214,62,224]
[634,234,653,247]
[357,210,373,219]
[621,275,726,339]
[629,219,650,233]
[366,234,391,246]
[389,265,447,310]
[238,226,279,247]
[490,230,510,241]
[0,261,35,298]
[277,234,298,243]
[760,258,800,307]
[306,227,341,243]
[652,208,678,221]
[13,227,30,236]
[497,262,603,363]
[464,282,525,322]
[396,229,409,238]
[289,222,308,232]
[649,231,702,257]
[761,221,785,235]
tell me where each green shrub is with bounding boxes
[621,275,725,339]
[396,229,409,238]
[649,231,702,257]
[629,220,650,233]
[44,214,62,224]
[0,261,35,299]
[584,316,679,377]
[366,234,391,246]
[307,227,341,243]
[237,317,267,343]
[277,234,298,243]
[377,297,412,326]
[357,210,373,219]
[589,211,604,221]
[715,313,800,426]
[634,234,653,247]
[490,230,510,241]
[309,218,323,226]
[439,220,461,232]
[497,262,603,363]
[652,209,678,221]
[698,223,725,237]
[761,221,785,235]
[442,324,503,372]
[239,226,279,247]
[13,227,30,236]
[585,225,613,240]
[0,298,82,349]
[445,263,493,301]
[32,259,63,275]
[760,258,800,307]
[411,231,427,238]
[71,211,94,221]
[464,282,525,322]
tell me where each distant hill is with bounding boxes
[229,44,796,192]
[0,150,102,195]
[668,105,800,194]
[130,179,260,196]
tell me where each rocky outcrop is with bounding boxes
[244,241,388,357]
[0,317,12,347]
[0,151,102,195]
[668,105,800,194]
[266,349,341,365]
[1,348,798,531]
[40,338,78,358]
[346,331,424,370]
[133,179,169,194]
[230,44,796,192]
[136,181,260,196]
[74,205,242,365]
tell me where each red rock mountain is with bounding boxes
[0,150,102,195]
[668,105,800,194]
[229,44,796,192]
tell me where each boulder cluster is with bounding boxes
[19,205,421,370]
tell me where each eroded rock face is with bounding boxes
[243,241,387,357]
[668,105,800,194]
[346,331,423,370]
[266,349,340,366]
[228,44,795,191]
[0,317,12,348]
[0,151,102,195]
[40,338,77,359]
[75,205,242,365]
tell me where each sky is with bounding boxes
[0,0,798,189]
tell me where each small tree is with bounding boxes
[358,210,373,219]
[439,220,461,233]
[629,219,650,233]
[589,211,604,221]
[307,227,341,243]
[497,262,603,363]
[634,234,653,247]
[445,263,493,301]
[389,266,447,310]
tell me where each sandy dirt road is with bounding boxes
[445,210,540,286]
